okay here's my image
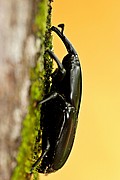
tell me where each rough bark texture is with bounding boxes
[0,1,37,179]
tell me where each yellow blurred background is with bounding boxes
[41,1,120,179]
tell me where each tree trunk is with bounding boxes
[0,0,51,179]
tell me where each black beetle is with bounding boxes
[31,24,82,174]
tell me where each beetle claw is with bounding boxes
[58,23,64,34]
[51,24,64,35]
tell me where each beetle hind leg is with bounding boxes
[31,139,50,172]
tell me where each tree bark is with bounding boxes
[0,1,37,179]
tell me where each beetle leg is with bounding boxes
[58,24,64,34]
[51,25,77,56]
[38,92,65,105]
[46,50,66,78]
[46,50,63,70]
[31,139,50,172]
[38,92,58,105]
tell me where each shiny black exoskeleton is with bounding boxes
[31,24,82,174]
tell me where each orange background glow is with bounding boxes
[41,1,120,179]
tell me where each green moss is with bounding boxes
[12,0,52,179]
[35,0,48,37]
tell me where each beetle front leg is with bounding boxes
[51,25,77,56]
[46,50,66,81]
[46,50,64,72]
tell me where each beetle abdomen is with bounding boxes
[52,105,77,171]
